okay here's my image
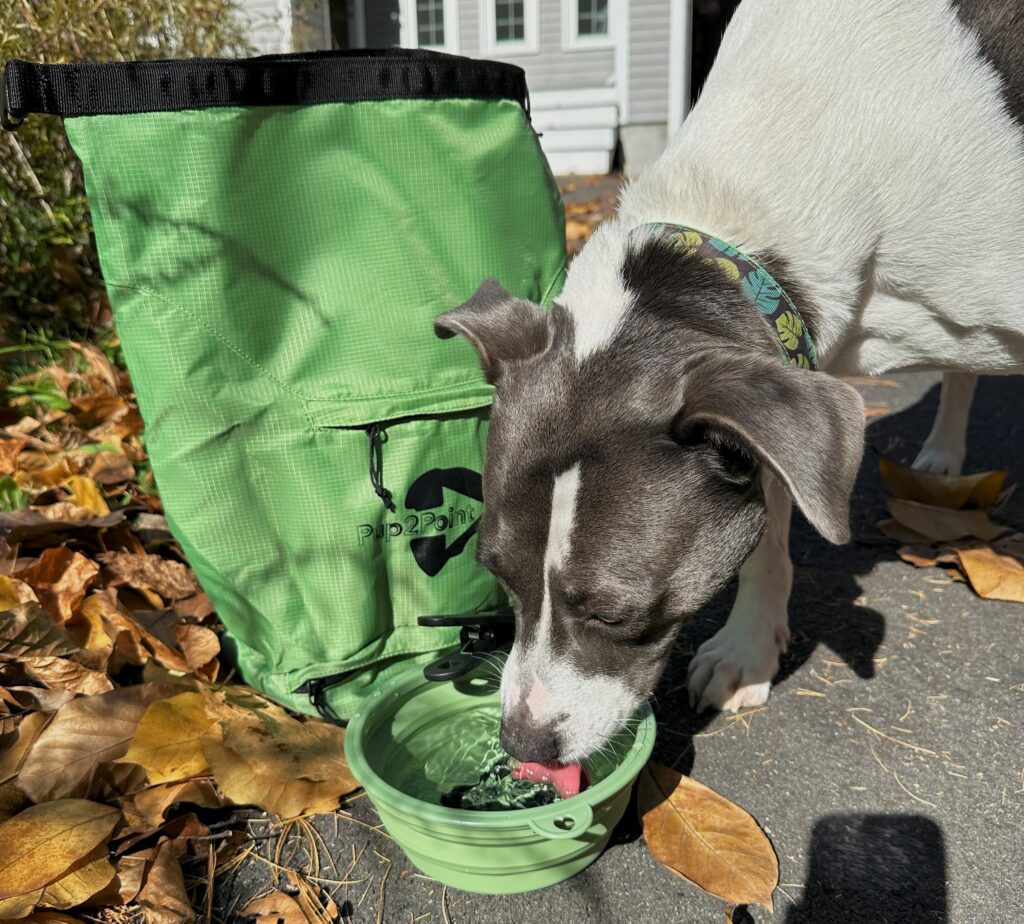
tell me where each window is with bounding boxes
[562,0,615,50]
[495,0,525,42]
[481,0,538,54]
[417,0,446,47]
[577,0,608,36]
[399,0,458,53]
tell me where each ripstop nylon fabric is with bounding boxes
[63,93,565,718]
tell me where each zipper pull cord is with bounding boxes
[367,423,397,512]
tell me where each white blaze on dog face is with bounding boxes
[499,463,642,762]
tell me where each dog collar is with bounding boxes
[638,223,819,370]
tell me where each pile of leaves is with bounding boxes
[877,455,1024,601]
[0,343,356,922]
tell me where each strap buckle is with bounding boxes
[418,607,515,682]
[1,72,24,131]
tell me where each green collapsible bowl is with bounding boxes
[344,660,656,894]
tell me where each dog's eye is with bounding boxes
[587,612,624,627]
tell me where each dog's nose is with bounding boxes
[500,712,560,763]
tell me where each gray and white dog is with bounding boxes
[436,0,1024,764]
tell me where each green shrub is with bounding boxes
[0,0,254,345]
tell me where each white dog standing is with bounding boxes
[436,0,1024,766]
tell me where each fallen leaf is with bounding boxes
[887,498,1008,543]
[0,437,29,476]
[0,799,119,900]
[172,623,219,672]
[896,543,961,569]
[130,778,223,827]
[879,457,1006,509]
[956,546,1024,602]
[67,341,119,391]
[135,838,195,924]
[70,393,129,428]
[241,890,309,924]
[87,451,135,485]
[13,454,77,491]
[0,507,126,544]
[0,779,32,823]
[638,762,778,910]
[64,475,110,516]
[100,552,199,602]
[119,692,215,785]
[207,688,355,785]
[0,711,51,784]
[0,887,43,919]
[15,548,99,622]
[19,655,114,695]
[0,602,84,661]
[0,575,38,609]
[202,740,342,819]
[37,844,117,910]
[0,684,75,714]
[17,683,178,802]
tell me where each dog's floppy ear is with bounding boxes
[434,278,551,384]
[679,352,865,544]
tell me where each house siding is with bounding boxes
[483,1,614,91]
[628,0,670,123]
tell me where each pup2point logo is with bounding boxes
[357,467,483,577]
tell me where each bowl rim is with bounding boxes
[344,661,657,829]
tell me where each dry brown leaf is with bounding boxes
[87,451,136,485]
[172,623,219,672]
[19,655,114,696]
[0,887,44,919]
[638,762,778,910]
[13,453,78,491]
[37,844,117,911]
[241,890,310,924]
[0,602,84,661]
[32,501,102,523]
[118,692,215,785]
[130,778,223,827]
[0,684,75,714]
[956,546,1024,602]
[207,688,355,785]
[70,393,129,428]
[0,436,29,476]
[896,544,961,569]
[65,599,115,655]
[0,711,51,784]
[136,838,195,924]
[13,912,84,923]
[171,593,214,621]
[100,552,199,602]
[67,341,119,391]
[0,779,33,823]
[887,498,1008,543]
[17,683,178,803]
[879,456,1007,509]
[0,799,119,900]
[64,475,110,516]
[0,507,126,544]
[109,850,150,905]
[15,548,100,623]
[202,737,353,819]
[0,575,38,609]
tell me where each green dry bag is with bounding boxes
[2,49,565,720]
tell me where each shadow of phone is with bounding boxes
[786,814,947,923]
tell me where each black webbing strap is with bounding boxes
[2,48,529,126]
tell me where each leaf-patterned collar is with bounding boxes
[636,223,819,371]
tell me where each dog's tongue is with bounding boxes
[511,760,586,798]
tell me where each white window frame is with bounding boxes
[562,0,615,52]
[399,0,461,54]
[480,0,539,56]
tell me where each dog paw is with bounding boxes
[686,620,789,713]
[912,444,965,477]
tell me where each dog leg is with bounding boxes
[687,473,792,712]
[913,373,977,476]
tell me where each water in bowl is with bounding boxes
[384,693,626,811]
